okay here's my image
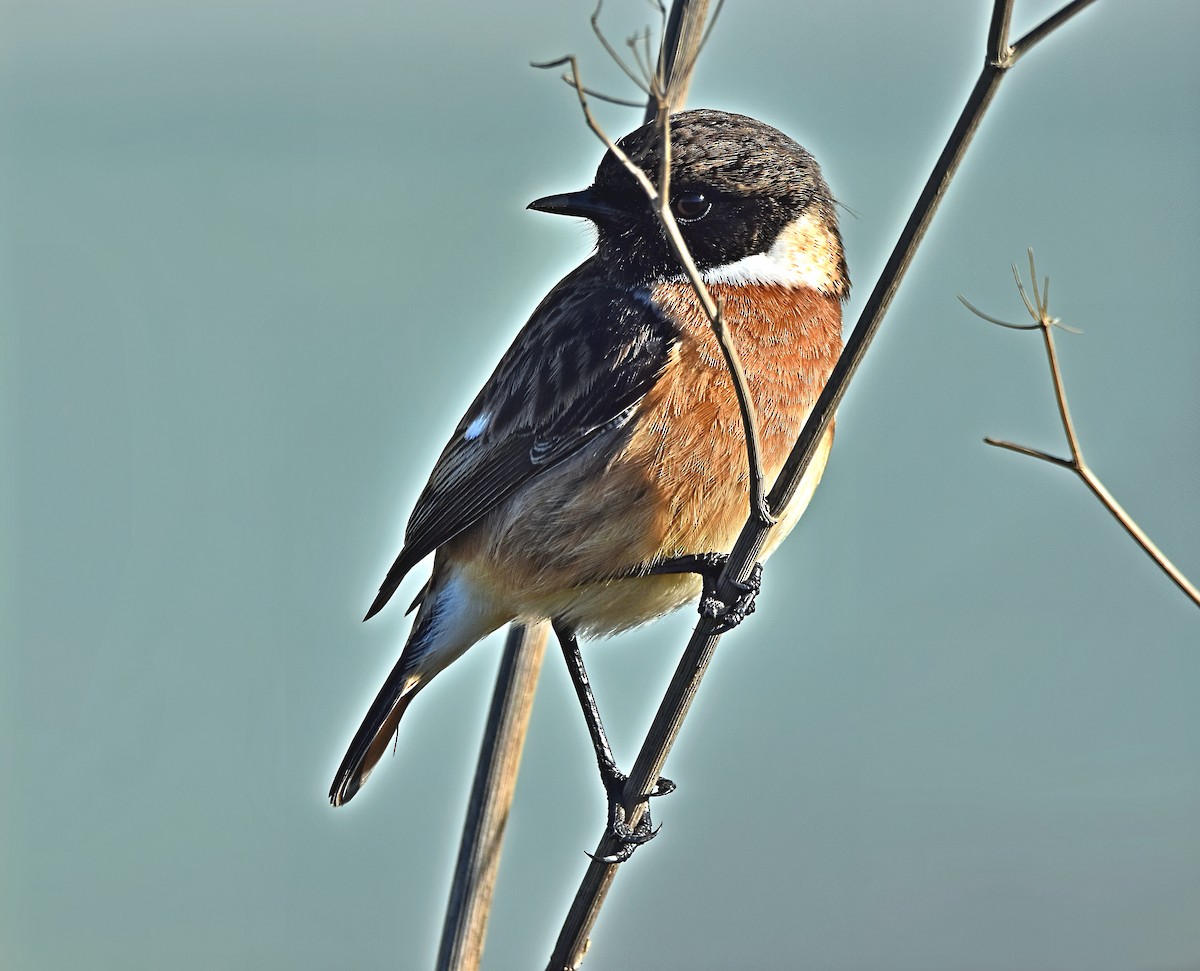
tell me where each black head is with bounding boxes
[529,109,845,290]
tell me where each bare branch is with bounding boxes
[983,436,1075,468]
[556,72,646,108]
[549,2,1101,967]
[764,0,1099,549]
[957,293,1040,330]
[964,250,1200,609]
[436,623,550,971]
[626,28,655,87]
[1012,0,1098,59]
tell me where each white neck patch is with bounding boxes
[699,211,843,294]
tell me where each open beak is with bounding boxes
[527,187,621,222]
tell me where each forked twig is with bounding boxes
[556,75,646,108]
[588,2,652,95]
[961,250,1200,609]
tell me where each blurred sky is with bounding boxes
[2,1,1198,969]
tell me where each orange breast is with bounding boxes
[447,280,843,635]
[625,280,842,558]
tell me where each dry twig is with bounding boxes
[435,623,549,971]
[960,250,1200,609]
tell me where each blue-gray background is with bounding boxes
[3,1,1197,968]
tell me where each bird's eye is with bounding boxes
[670,191,711,223]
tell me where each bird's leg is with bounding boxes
[552,620,675,863]
[646,552,764,634]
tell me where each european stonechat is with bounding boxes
[330,109,847,853]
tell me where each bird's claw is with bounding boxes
[644,552,764,634]
[699,559,763,634]
[591,762,675,863]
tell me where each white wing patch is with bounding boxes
[463,412,491,441]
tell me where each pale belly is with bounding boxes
[546,425,832,635]
[450,423,833,637]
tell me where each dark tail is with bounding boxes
[328,654,424,806]
[335,563,494,804]
[363,546,423,621]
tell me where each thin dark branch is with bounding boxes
[965,251,1200,609]
[629,28,658,88]
[709,299,775,525]
[987,0,1015,62]
[440,5,724,968]
[533,57,646,167]
[764,0,1097,536]
[556,73,646,108]
[1012,0,1097,58]
[984,437,1075,468]
[548,2,1099,967]
[957,294,1040,330]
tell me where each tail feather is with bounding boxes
[329,654,424,806]
[363,546,422,621]
[331,566,507,806]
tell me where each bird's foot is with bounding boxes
[648,552,764,634]
[699,559,762,634]
[590,760,676,864]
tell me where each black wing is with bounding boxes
[363,261,678,619]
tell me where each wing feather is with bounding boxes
[363,261,678,620]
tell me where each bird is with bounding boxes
[329,108,848,855]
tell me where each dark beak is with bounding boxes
[527,187,621,222]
